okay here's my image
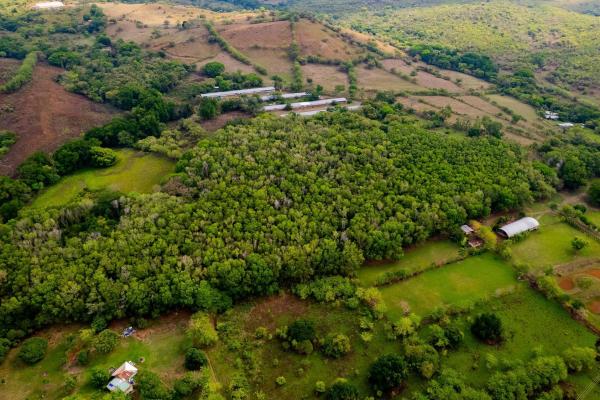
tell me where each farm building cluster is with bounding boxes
[200,86,359,116]
[107,361,138,394]
[462,217,540,247]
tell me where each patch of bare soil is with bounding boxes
[0,61,116,176]
[246,293,309,331]
[201,111,248,132]
[558,276,575,291]
[588,300,600,314]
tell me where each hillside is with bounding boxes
[341,1,600,100]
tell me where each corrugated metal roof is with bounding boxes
[498,217,539,238]
[264,98,347,111]
[260,92,309,101]
[200,87,276,98]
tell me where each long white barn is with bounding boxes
[200,87,276,99]
[33,1,64,10]
[264,98,347,112]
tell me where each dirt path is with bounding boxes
[0,61,116,176]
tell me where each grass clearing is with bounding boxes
[443,285,599,392]
[30,149,174,208]
[357,239,460,287]
[509,213,600,271]
[380,254,517,319]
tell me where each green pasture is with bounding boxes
[357,239,461,287]
[443,285,599,393]
[380,254,517,319]
[31,149,174,208]
[509,213,600,271]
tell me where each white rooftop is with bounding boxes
[33,2,64,9]
[200,87,276,98]
[498,217,539,238]
[264,98,347,112]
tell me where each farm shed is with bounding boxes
[107,361,138,394]
[260,92,309,101]
[264,98,347,112]
[498,217,540,238]
[32,1,64,10]
[200,87,276,99]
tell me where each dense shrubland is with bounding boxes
[0,106,554,340]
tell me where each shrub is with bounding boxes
[571,236,589,252]
[88,367,110,389]
[187,312,218,348]
[198,98,220,120]
[287,319,316,343]
[137,370,171,400]
[325,380,360,400]
[275,376,286,386]
[203,61,225,78]
[471,313,503,344]
[184,347,208,370]
[588,181,600,206]
[562,347,596,372]
[90,147,118,168]
[18,337,48,365]
[368,354,408,392]
[76,349,89,365]
[0,52,37,94]
[93,329,119,354]
[0,338,11,363]
[322,334,351,358]
[315,380,326,394]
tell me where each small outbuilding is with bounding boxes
[497,217,539,238]
[107,361,138,394]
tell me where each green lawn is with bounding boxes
[510,213,600,271]
[31,149,175,208]
[443,286,600,394]
[357,240,461,287]
[588,211,600,227]
[380,254,517,319]
[0,316,190,400]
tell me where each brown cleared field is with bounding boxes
[105,19,156,43]
[295,20,363,62]
[357,66,421,92]
[302,64,348,93]
[218,20,292,50]
[487,94,541,121]
[415,95,484,115]
[396,96,439,113]
[197,52,256,74]
[381,59,464,92]
[0,61,116,176]
[98,2,205,27]
[245,48,293,79]
[151,27,221,63]
[458,95,505,115]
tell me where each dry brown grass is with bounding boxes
[357,66,421,92]
[0,61,116,176]
[381,59,464,92]
[296,20,363,62]
[302,64,348,93]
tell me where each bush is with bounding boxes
[198,98,220,120]
[562,347,596,372]
[187,312,218,348]
[90,147,118,168]
[0,52,37,93]
[203,61,225,78]
[93,329,119,354]
[471,313,503,344]
[0,338,11,363]
[275,376,286,386]
[287,319,316,343]
[589,181,600,206]
[184,347,208,370]
[322,334,351,358]
[76,349,90,365]
[571,236,589,252]
[18,337,48,365]
[368,354,408,392]
[325,380,360,400]
[88,367,111,389]
[137,370,171,400]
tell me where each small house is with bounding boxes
[107,361,138,394]
[497,217,539,238]
[544,111,559,120]
[460,225,475,235]
[558,122,574,129]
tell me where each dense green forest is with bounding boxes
[0,107,554,339]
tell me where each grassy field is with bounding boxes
[380,254,518,319]
[0,314,190,400]
[509,213,600,271]
[357,239,460,287]
[30,149,174,208]
[443,285,600,393]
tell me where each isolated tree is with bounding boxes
[88,367,111,389]
[471,313,503,344]
[325,380,360,400]
[93,330,119,354]
[322,334,351,358]
[287,319,316,343]
[571,236,589,252]
[184,347,208,370]
[588,181,600,206]
[18,337,48,365]
[368,354,408,393]
[198,98,219,120]
[202,61,225,78]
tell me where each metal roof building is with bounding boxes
[260,92,309,102]
[33,1,64,10]
[264,98,347,112]
[498,217,540,238]
[200,87,276,99]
